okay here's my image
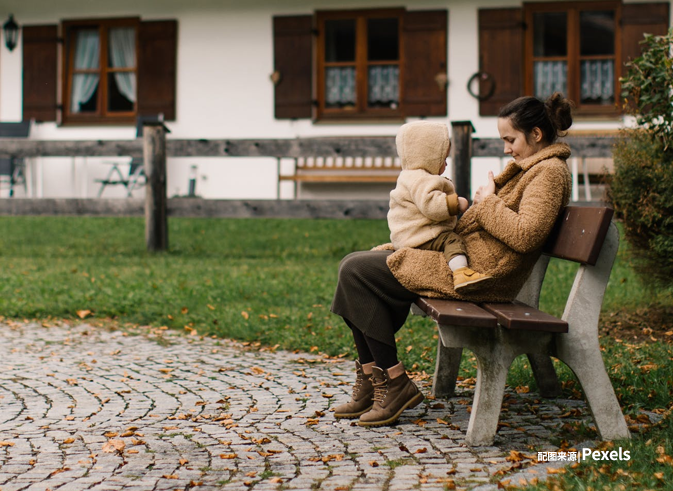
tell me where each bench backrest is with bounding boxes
[542,206,614,266]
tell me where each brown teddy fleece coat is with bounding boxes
[378,142,572,302]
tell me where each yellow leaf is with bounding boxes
[207,304,216,310]
[241,311,249,320]
[163,474,179,479]
[63,438,75,444]
[76,310,91,319]
[0,441,15,447]
[220,453,237,459]
[181,307,188,314]
[102,439,125,453]
[654,472,664,480]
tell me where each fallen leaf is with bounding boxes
[76,310,91,319]
[63,438,75,444]
[102,439,125,453]
[241,311,249,320]
[220,453,237,459]
[0,441,15,447]
[163,474,179,479]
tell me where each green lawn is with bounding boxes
[0,215,671,489]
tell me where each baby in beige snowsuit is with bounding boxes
[388,121,490,291]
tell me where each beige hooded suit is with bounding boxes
[388,121,463,258]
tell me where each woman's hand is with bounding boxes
[473,171,496,205]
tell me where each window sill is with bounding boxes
[312,117,406,125]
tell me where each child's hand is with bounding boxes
[458,197,469,213]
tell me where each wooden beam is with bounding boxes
[144,123,169,251]
[451,121,475,199]
[0,198,390,219]
[0,135,616,159]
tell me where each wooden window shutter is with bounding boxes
[478,8,524,116]
[621,3,670,66]
[22,25,58,122]
[273,16,313,119]
[402,10,448,117]
[138,20,178,121]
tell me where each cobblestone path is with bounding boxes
[0,322,595,491]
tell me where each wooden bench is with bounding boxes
[412,206,631,446]
[278,156,401,197]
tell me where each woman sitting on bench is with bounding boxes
[330,92,574,427]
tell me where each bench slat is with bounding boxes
[481,301,568,332]
[415,298,498,328]
[279,175,398,183]
[543,206,614,265]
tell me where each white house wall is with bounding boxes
[0,0,670,199]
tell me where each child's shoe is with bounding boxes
[453,267,492,292]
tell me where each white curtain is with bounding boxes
[368,65,399,106]
[534,61,567,100]
[581,60,614,103]
[71,30,100,113]
[109,27,137,104]
[326,67,356,106]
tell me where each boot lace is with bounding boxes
[371,376,388,404]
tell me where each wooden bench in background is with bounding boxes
[278,156,401,198]
[412,206,631,446]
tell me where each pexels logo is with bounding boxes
[580,448,631,461]
[538,448,631,462]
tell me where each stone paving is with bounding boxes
[0,321,601,491]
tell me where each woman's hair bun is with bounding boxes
[545,92,574,134]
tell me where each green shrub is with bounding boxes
[610,130,673,287]
[611,28,673,288]
[620,28,673,149]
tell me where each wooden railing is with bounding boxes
[0,121,617,250]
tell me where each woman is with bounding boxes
[330,93,574,427]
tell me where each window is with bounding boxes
[316,9,403,119]
[273,10,447,120]
[524,1,621,114]
[62,18,139,124]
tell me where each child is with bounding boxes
[388,121,491,291]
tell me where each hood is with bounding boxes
[396,121,450,174]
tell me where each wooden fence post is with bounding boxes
[144,122,169,251]
[451,121,475,201]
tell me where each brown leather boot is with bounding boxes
[333,360,374,419]
[358,366,424,426]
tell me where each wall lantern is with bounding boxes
[3,14,19,52]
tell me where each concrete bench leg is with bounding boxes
[528,353,561,398]
[560,348,631,441]
[432,342,462,398]
[465,347,516,446]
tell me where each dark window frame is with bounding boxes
[62,17,140,125]
[524,1,622,115]
[315,8,404,120]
